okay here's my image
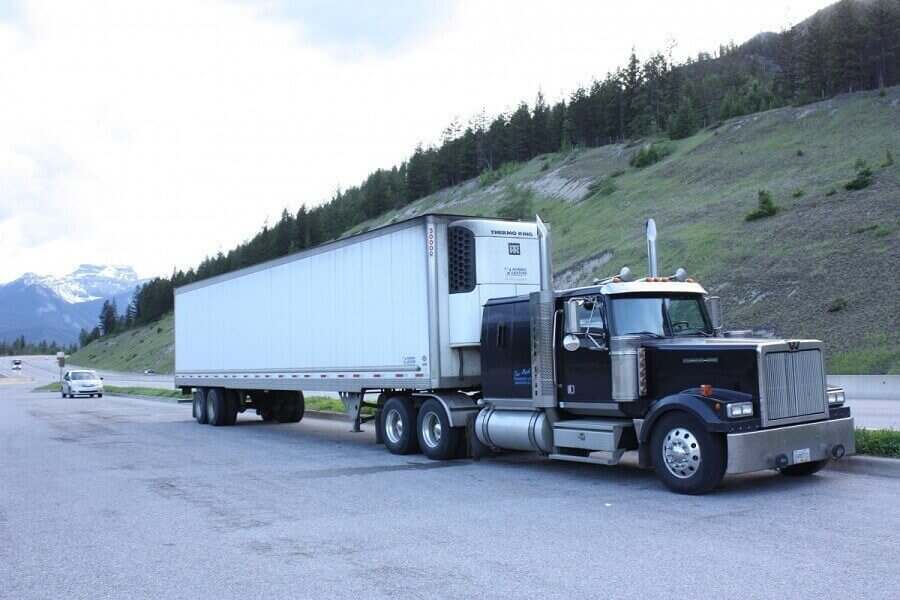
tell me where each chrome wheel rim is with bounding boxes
[421,411,442,448]
[385,408,404,444]
[662,427,701,479]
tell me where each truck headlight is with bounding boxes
[827,388,845,406]
[726,402,754,418]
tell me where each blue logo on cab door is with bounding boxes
[513,368,532,385]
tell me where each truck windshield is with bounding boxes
[609,295,711,337]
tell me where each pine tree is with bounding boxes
[866,0,899,90]
[531,91,552,155]
[829,0,867,93]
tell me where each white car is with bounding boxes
[61,370,104,398]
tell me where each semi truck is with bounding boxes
[174,213,854,494]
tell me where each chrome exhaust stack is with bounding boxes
[645,218,658,277]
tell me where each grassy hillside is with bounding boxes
[352,88,900,373]
[70,313,175,373]
[75,88,900,374]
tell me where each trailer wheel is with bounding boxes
[416,399,460,460]
[193,388,208,424]
[650,412,726,495]
[382,396,419,455]
[223,390,239,426]
[779,459,829,477]
[275,391,305,423]
[207,388,228,426]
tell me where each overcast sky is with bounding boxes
[0,0,835,283]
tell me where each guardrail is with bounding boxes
[828,375,900,401]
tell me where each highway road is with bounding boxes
[10,354,176,389]
[1,375,899,599]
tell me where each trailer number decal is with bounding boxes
[427,224,435,257]
[508,242,521,255]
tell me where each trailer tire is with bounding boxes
[416,399,460,461]
[381,396,419,455]
[275,391,305,423]
[207,387,228,426]
[650,412,726,495]
[223,390,239,426]
[779,459,829,477]
[193,388,208,424]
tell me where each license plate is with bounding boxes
[793,448,811,464]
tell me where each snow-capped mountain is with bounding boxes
[18,264,140,304]
[0,265,144,345]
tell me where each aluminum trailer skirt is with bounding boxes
[726,416,855,474]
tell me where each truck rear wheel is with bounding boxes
[382,396,419,455]
[650,412,726,495]
[275,391,305,423]
[193,388,208,424]
[417,399,460,460]
[780,459,829,476]
[207,388,228,426]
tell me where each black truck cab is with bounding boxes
[479,277,853,494]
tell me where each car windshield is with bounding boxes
[610,295,711,337]
[71,371,97,381]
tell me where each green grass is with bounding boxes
[33,381,183,399]
[855,429,900,458]
[70,313,174,374]
[829,334,900,374]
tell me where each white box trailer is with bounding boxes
[174,214,542,394]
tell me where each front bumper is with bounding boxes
[726,416,855,474]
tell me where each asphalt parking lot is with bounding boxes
[2,382,900,599]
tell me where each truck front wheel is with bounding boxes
[382,396,419,455]
[650,412,726,495]
[417,399,460,461]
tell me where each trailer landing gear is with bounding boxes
[341,392,378,433]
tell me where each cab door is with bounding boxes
[557,296,613,405]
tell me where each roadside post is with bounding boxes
[56,351,66,385]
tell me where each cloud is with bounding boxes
[250,0,453,57]
[0,0,834,283]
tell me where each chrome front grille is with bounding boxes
[762,349,827,424]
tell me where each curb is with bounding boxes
[829,455,900,478]
[304,410,352,422]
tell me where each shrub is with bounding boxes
[745,189,779,221]
[497,195,534,221]
[826,188,837,197]
[827,297,848,313]
[479,162,519,188]
[796,149,804,157]
[586,178,617,198]
[629,142,672,168]
[845,159,873,191]
[540,161,550,172]
[792,189,804,198]
[882,149,894,168]
[609,169,626,178]
[856,429,900,458]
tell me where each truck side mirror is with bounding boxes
[707,296,723,334]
